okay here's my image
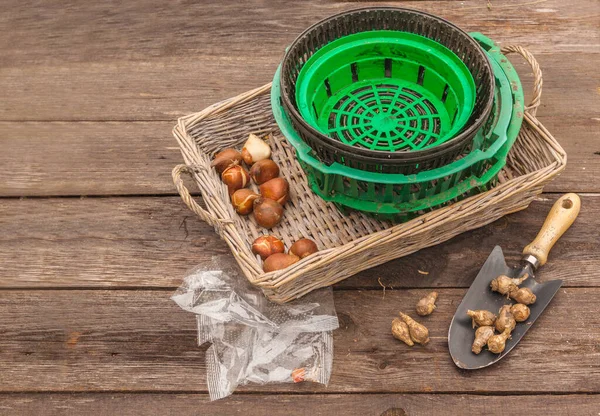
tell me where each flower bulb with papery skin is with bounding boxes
[472,326,495,354]
[467,309,497,328]
[399,312,430,345]
[392,318,414,346]
[416,291,438,316]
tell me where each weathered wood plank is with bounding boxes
[1,393,599,416]
[1,52,597,121]
[0,121,180,197]
[0,114,597,196]
[1,0,595,68]
[0,196,231,288]
[0,288,598,393]
[1,194,597,289]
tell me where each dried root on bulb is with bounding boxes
[495,305,516,334]
[466,309,497,328]
[399,312,430,345]
[490,273,529,297]
[391,318,414,346]
[472,326,495,354]
[510,303,531,322]
[487,328,512,354]
[415,291,438,316]
[509,287,537,305]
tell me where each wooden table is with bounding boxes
[2,1,599,414]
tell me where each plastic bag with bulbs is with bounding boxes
[171,258,338,400]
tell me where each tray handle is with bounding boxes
[172,164,220,228]
[501,45,542,117]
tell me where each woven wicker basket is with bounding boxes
[172,46,565,303]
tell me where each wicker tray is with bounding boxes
[172,46,565,303]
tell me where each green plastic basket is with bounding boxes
[279,8,496,175]
[271,33,524,221]
[295,31,476,151]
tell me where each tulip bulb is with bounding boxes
[252,235,285,260]
[242,134,271,165]
[250,159,279,185]
[263,253,299,273]
[259,177,290,206]
[289,238,318,259]
[231,189,259,215]
[221,165,250,195]
[211,148,242,174]
[253,197,283,228]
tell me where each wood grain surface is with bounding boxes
[1,53,597,122]
[1,288,599,393]
[1,194,596,289]
[1,1,595,67]
[1,393,599,416]
[0,85,598,196]
[1,0,599,413]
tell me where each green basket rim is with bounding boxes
[272,33,523,183]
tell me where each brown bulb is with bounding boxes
[490,273,529,297]
[231,189,259,215]
[253,197,284,228]
[495,305,516,334]
[391,318,414,346]
[250,159,279,185]
[259,177,290,205]
[415,291,438,316]
[289,238,318,259]
[211,148,242,174]
[252,235,285,260]
[466,310,497,328]
[472,326,495,354]
[510,303,531,322]
[509,287,537,305]
[487,328,512,354]
[221,165,250,195]
[398,312,430,345]
[263,253,299,273]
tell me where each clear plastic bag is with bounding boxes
[172,260,338,400]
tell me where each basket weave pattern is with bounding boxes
[172,46,565,303]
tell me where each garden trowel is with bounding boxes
[448,193,581,369]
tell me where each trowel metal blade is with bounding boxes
[448,245,562,370]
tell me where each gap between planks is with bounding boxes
[1,190,597,200]
[1,194,598,290]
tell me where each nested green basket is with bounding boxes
[272,33,524,221]
[296,31,477,151]
[280,7,495,175]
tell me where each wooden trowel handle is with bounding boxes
[523,193,581,267]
